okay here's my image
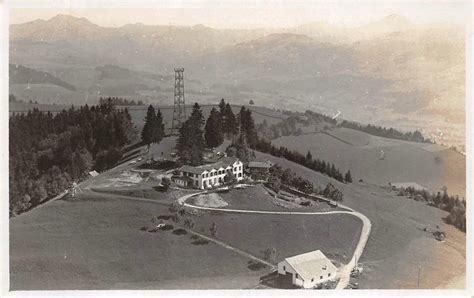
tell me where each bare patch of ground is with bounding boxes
[192,193,229,208]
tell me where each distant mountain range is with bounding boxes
[9,14,465,147]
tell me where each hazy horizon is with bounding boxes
[9,1,471,29]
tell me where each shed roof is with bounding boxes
[283,250,337,281]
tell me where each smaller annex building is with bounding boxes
[277,250,338,288]
[173,157,244,189]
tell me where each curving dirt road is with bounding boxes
[80,168,371,290]
[179,191,371,290]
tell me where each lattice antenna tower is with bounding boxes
[171,68,186,135]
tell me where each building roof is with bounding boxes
[180,165,207,175]
[248,161,273,168]
[283,250,337,281]
[179,157,241,175]
[172,175,193,182]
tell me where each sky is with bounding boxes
[7,0,471,29]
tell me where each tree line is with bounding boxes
[393,185,466,232]
[255,107,432,145]
[172,98,351,184]
[99,97,144,106]
[341,120,432,143]
[266,165,344,202]
[9,102,135,216]
[175,99,255,166]
[255,137,351,183]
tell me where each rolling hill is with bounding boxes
[272,127,465,197]
[10,64,77,91]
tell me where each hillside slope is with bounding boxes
[10,64,77,91]
[272,127,465,197]
[254,148,465,289]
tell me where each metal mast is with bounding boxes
[171,67,186,135]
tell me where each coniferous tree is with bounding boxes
[218,98,226,118]
[306,150,312,163]
[9,102,135,215]
[204,107,224,148]
[238,106,257,148]
[176,103,206,166]
[141,105,156,150]
[153,109,165,144]
[223,103,237,137]
[344,170,353,183]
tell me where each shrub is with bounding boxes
[191,238,209,245]
[172,228,188,235]
[247,260,267,271]
[210,222,218,236]
[157,214,173,220]
[161,177,171,191]
[261,247,276,262]
[184,218,195,228]
[159,224,174,231]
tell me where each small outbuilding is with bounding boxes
[88,170,99,177]
[247,160,274,180]
[277,250,338,289]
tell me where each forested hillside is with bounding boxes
[9,102,136,215]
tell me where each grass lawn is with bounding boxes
[10,196,267,290]
[201,185,342,212]
[272,127,465,197]
[189,210,362,266]
[255,150,466,289]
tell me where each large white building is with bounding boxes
[173,157,244,189]
[277,250,338,288]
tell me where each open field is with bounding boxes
[10,195,268,290]
[188,210,362,266]
[9,117,465,290]
[254,150,465,289]
[10,153,364,290]
[272,127,466,197]
[191,185,342,212]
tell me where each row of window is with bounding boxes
[183,165,243,178]
[202,169,231,178]
[310,273,331,282]
[294,273,331,281]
